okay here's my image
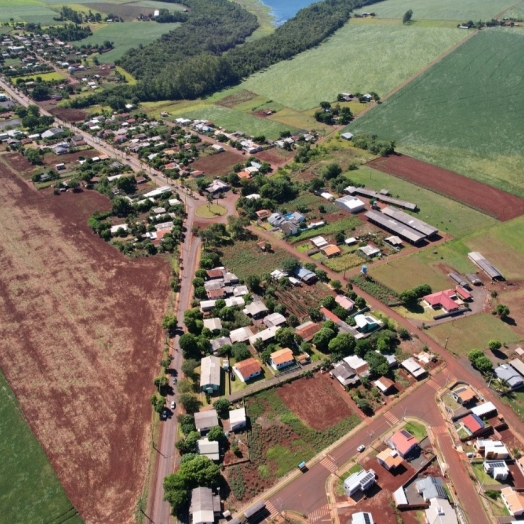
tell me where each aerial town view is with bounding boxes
[1,0,524,523]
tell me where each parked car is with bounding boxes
[161,410,168,420]
[357,445,365,452]
[170,401,175,410]
[172,377,177,385]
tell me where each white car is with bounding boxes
[357,445,365,453]
[170,401,176,410]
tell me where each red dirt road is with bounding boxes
[368,154,524,221]
[0,162,171,522]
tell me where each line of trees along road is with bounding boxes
[113,0,371,101]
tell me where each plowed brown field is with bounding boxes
[368,154,524,221]
[0,161,170,523]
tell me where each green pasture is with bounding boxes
[503,5,524,19]
[179,105,298,139]
[0,4,60,24]
[354,0,516,20]
[0,369,83,523]
[345,164,498,238]
[76,22,180,63]
[428,313,520,356]
[348,29,524,197]
[12,71,65,83]
[240,24,467,110]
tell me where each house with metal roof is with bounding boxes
[210,336,231,354]
[330,361,360,386]
[343,469,376,496]
[194,410,219,434]
[229,407,247,431]
[416,476,447,501]
[197,438,220,461]
[190,487,221,524]
[263,312,287,328]
[243,301,269,318]
[351,513,373,524]
[460,413,485,436]
[509,358,524,377]
[229,326,254,344]
[310,236,329,249]
[294,267,317,284]
[203,318,222,332]
[425,498,458,524]
[343,355,369,375]
[200,356,221,393]
[495,364,524,390]
[248,325,279,346]
[401,358,426,379]
[470,401,497,418]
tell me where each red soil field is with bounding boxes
[277,374,354,431]
[368,154,524,221]
[192,150,244,175]
[0,161,171,523]
[48,107,87,123]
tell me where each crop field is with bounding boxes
[346,164,498,238]
[240,24,467,110]
[179,105,298,139]
[428,314,520,356]
[77,22,181,63]
[349,29,524,197]
[354,0,517,20]
[0,369,83,524]
[504,4,524,19]
[0,161,171,522]
[0,4,60,24]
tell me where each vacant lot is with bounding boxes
[0,369,83,523]
[49,107,87,122]
[12,71,66,83]
[354,0,516,20]
[368,155,524,221]
[349,29,524,197]
[428,314,520,356]
[191,150,244,175]
[0,162,171,522]
[346,164,498,238]
[277,374,354,430]
[179,106,298,139]
[240,24,467,110]
[89,1,185,20]
[77,22,181,63]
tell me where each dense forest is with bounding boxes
[115,0,370,101]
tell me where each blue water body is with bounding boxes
[261,0,319,25]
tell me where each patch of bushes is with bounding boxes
[350,274,399,304]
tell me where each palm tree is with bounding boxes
[491,378,512,396]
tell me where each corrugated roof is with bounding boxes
[200,356,221,388]
[365,210,425,244]
[382,206,438,236]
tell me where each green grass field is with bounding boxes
[349,29,524,197]
[428,313,520,356]
[77,22,180,63]
[12,71,66,83]
[179,105,298,139]
[0,369,83,523]
[345,164,498,238]
[354,0,516,20]
[0,4,60,24]
[504,5,524,19]
[240,24,467,110]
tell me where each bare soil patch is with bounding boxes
[89,3,152,20]
[255,149,291,167]
[48,107,87,123]
[192,151,244,176]
[277,375,355,430]
[3,152,35,177]
[0,162,171,523]
[368,154,524,221]
[216,90,258,108]
[275,282,332,321]
[42,149,99,167]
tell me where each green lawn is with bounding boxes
[428,313,520,356]
[345,164,498,238]
[177,105,298,139]
[76,22,181,63]
[404,421,428,441]
[349,29,524,197]
[0,369,83,523]
[472,463,500,485]
[504,5,524,19]
[12,71,65,83]
[291,216,361,243]
[240,24,467,110]
[195,204,227,218]
[502,390,524,423]
[354,0,516,20]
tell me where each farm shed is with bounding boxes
[345,186,417,211]
[310,236,329,249]
[320,192,335,201]
[196,438,220,461]
[401,358,426,379]
[335,195,366,213]
[385,236,403,247]
[455,286,471,301]
[341,132,354,140]
[200,356,221,393]
[468,252,504,280]
[359,245,380,258]
[233,358,262,382]
[190,487,221,524]
[381,206,438,237]
[509,359,524,378]
[229,407,247,431]
[466,273,482,286]
[374,377,395,394]
[321,244,342,257]
[364,210,425,244]
[194,410,219,434]
[449,272,468,288]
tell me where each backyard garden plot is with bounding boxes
[428,314,520,356]
[0,369,83,524]
[177,105,298,139]
[76,22,181,63]
[240,24,467,110]
[354,0,517,20]
[349,29,524,197]
[345,164,498,238]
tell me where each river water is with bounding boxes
[260,0,319,25]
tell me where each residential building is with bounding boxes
[263,312,287,328]
[359,245,381,258]
[270,348,295,370]
[229,407,247,431]
[203,318,222,332]
[470,402,497,418]
[243,301,269,319]
[354,314,380,333]
[197,438,220,461]
[229,326,254,344]
[268,213,285,227]
[233,358,262,382]
[451,385,477,405]
[310,236,329,249]
[415,476,447,501]
[200,356,221,393]
[343,355,369,375]
[425,498,458,524]
[495,364,524,389]
[294,267,317,284]
[484,460,509,480]
[475,439,509,459]
[423,290,459,313]
[280,221,298,236]
[248,325,279,346]
[387,429,419,458]
[224,297,245,308]
[233,285,249,297]
[190,487,221,524]
[460,413,485,436]
[377,449,403,471]
[402,358,426,379]
[501,487,524,517]
[374,377,395,394]
[509,358,524,378]
[335,295,355,311]
[210,336,231,354]
[321,244,342,258]
[331,361,360,386]
[343,469,376,496]
[255,209,271,220]
[194,410,219,434]
[351,513,373,524]
[294,321,321,341]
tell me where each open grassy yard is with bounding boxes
[240,24,467,110]
[177,105,298,139]
[428,314,520,356]
[76,22,181,63]
[345,164,498,238]
[0,369,83,523]
[12,71,66,83]
[349,29,524,197]
[354,0,516,20]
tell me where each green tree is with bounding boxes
[496,304,510,319]
[207,425,226,442]
[246,274,261,293]
[179,394,202,413]
[275,327,295,348]
[331,280,342,291]
[282,257,300,274]
[321,296,336,310]
[153,375,169,395]
[178,414,196,435]
[488,340,502,352]
[150,393,165,413]
[179,333,202,359]
[232,343,251,362]
[468,349,484,364]
[213,398,230,419]
[312,328,336,352]
[328,333,355,357]
[25,148,43,165]
[182,359,199,380]
[365,351,389,376]
[403,9,413,23]
[473,356,493,374]
[162,314,178,335]
[111,196,133,217]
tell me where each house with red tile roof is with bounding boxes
[295,321,321,342]
[386,429,419,458]
[460,413,485,436]
[423,289,459,313]
[320,307,341,323]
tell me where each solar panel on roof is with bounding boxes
[400,429,412,438]
[360,472,375,486]
[363,514,371,524]
[491,461,506,468]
